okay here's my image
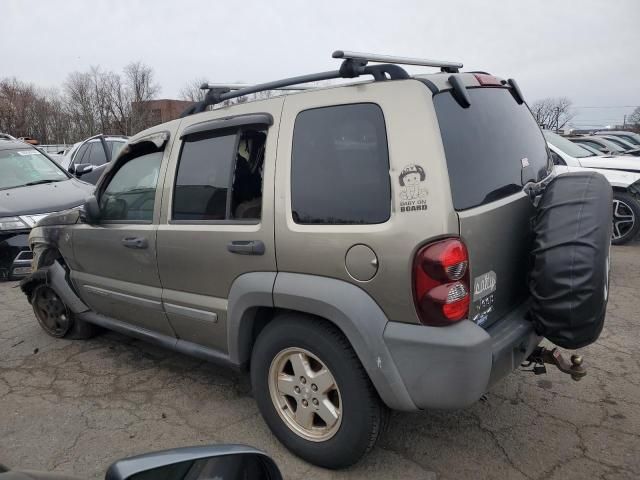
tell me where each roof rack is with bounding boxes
[180,50,463,117]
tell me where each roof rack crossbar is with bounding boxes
[332,50,463,73]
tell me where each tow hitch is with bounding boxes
[522,347,586,381]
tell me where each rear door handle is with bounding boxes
[121,236,148,249]
[227,240,265,255]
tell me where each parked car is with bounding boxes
[596,135,640,156]
[20,51,611,468]
[545,131,640,244]
[595,130,640,146]
[0,138,93,280]
[547,131,640,173]
[60,134,128,184]
[568,135,638,156]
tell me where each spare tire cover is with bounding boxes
[529,171,613,349]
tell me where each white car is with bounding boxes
[545,131,640,244]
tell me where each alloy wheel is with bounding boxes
[612,198,636,241]
[268,347,342,442]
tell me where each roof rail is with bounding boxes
[180,50,461,117]
[200,83,315,91]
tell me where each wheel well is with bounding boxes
[242,307,353,372]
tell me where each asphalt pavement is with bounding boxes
[1,244,639,479]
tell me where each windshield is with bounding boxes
[603,136,635,150]
[543,131,596,158]
[590,137,629,153]
[0,148,69,190]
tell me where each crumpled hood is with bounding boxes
[579,155,640,173]
[0,179,93,216]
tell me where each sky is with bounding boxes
[2,0,639,129]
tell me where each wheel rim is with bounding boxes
[268,347,342,442]
[32,286,71,337]
[612,199,636,240]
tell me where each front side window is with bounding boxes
[291,103,391,224]
[99,150,163,222]
[173,128,266,221]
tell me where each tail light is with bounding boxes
[413,238,470,326]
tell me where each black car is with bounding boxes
[0,139,94,280]
[60,134,128,184]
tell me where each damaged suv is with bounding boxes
[20,51,612,469]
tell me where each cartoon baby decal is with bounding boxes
[399,164,428,202]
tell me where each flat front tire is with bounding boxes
[31,284,98,339]
[250,314,387,469]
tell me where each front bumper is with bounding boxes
[0,230,32,280]
[383,302,541,410]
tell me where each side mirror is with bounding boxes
[105,445,282,480]
[74,163,94,176]
[83,195,101,223]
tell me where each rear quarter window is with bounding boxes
[434,87,550,210]
[291,103,391,224]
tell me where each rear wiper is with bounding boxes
[23,179,64,186]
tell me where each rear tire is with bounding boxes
[612,191,640,245]
[250,313,387,469]
[31,284,99,339]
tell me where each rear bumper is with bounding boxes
[383,302,541,410]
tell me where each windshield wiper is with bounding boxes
[23,179,64,187]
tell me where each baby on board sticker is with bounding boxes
[399,164,428,212]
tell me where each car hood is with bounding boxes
[0,179,93,216]
[555,164,640,188]
[579,155,640,173]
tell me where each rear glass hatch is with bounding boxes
[433,83,551,328]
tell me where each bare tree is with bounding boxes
[629,106,640,132]
[530,97,575,132]
[125,61,160,133]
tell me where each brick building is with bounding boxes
[133,99,195,128]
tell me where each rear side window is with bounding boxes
[173,128,266,221]
[434,88,550,210]
[291,103,391,224]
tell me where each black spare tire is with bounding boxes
[529,171,613,349]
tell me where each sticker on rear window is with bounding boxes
[398,164,428,212]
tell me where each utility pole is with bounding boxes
[623,115,627,129]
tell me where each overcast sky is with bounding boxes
[2,0,639,128]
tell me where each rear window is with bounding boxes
[434,88,550,210]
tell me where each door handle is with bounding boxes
[227,240,265,255]
[121,236,148,249]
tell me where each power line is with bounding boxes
[572,105,639,109]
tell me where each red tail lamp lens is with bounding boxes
[413,239,470,326]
